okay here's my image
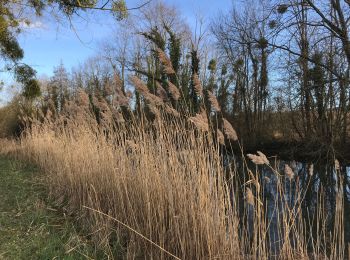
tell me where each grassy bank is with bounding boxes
[0,156,106,259]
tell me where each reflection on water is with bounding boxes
[224,153,350,256]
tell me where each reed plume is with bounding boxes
[192,73,203,97]
[77,89,90,107]
[2,80,346,259]
[284,164,294,181]
[147,103,161,119]
[104,81,113,96]
[207,90,221,112]
[114,73,124,90]
[222,118,238,141]
[245,188,255,206]
[309,163,314,176]
[247,151,269,165]
[114,76,130,107]
[130,76,150,95]
[111,107,125,123]
[217,129,225,145]
[156,82,168,102]
[156,48,175,75]
[335,159,340,171]
[189,110,209,132]
[167,81,181,101]
[164,104,180,117]
[144,92,164,107]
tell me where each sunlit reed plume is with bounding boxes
[309,163,314,176]
[193,73,203,97]
[189,110,209,132]
[156,48,175,75]
[247,151,269,165]
[130,76,150,95]
[207,90,221,112]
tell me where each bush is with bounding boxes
[0,98,22,137]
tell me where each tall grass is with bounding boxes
[1,100,347,259]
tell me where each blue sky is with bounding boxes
[18,0,232,77]
[0,0,232,104]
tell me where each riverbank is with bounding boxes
[0,156,104,259]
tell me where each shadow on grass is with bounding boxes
[0,157,110,259]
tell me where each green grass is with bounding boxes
[0,157,105,260]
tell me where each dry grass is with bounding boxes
[14,114,241,259]
[0,98,346,259]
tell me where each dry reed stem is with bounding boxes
[83,206,181,260]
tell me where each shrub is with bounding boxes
[0,98,22,137]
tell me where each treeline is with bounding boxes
[5,0,350,161]
[211,0,350,159]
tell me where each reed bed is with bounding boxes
[1,101,347,259]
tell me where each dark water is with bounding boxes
[223,154,350,255]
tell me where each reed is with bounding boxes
[0,89,345,260]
